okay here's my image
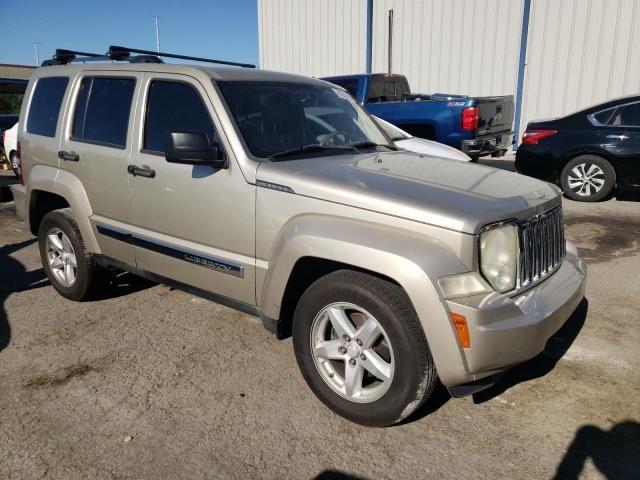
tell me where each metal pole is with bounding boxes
[365,0,373,74]
[33,42,41,65]
[387,9,393,73]
[155,16,161,53]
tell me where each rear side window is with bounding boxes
[72,77,136,148]
[592,108,616,125]
[143,80,216,153]
[27,77,69,137]
[367,75,410,103]
[612,102,640,127]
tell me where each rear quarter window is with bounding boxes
[27,77,69,137]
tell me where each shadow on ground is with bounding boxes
[314,470,368,480]
[0,238,48,353]
[92,270,156,301]
[553,420,640,479]
[405,298,588,423]
[473,298,588,404]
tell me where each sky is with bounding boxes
[0,0,259,67]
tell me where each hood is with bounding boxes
[256,151,561,234]
[394,137,471,162]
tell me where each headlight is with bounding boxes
[480,222,519,293]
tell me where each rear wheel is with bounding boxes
[560,155,615,202]
[292,270,437,426]
[38,208,102,301]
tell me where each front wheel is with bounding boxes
[560,155,615,202]
[292,270,437,426]
[9,152,20,178]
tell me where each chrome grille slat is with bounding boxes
[516,206,565,293]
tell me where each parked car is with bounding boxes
[373,116,471,161]
[2,121,19,176]
[0,114,18,169]
[516,96,640,202]
[12,46,586,427]
[322,73,514,160]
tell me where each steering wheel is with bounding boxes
[319,130,349,146]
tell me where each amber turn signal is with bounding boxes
[451,313,470,349]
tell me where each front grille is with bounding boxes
[517,206,565,290]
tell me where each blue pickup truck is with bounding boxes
[322,73,515,160]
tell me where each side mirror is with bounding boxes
[165,131,226,168]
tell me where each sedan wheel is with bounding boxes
[567,163,605,197]
[561,155,615,202]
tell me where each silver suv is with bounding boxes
[11,47,586,426]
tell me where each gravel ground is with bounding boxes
[0,165,638,480]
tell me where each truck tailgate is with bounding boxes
[476,96,514,135]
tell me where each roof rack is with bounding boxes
[107,45,256,68]
[42,46,255,69]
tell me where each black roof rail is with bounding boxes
[42,48,163,67]
[107,45,256,68]
[42,49,104,66]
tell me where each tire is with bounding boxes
[560,155,615,202]
[292,270,437,427]
[469,155,480,163]
[38,208,102,301]
[9,152,19,178]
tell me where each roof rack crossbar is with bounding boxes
[107,45,256,68]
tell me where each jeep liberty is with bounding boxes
[10,47,586,426]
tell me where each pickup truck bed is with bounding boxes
[322,73,514,158]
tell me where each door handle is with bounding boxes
[127,165,156,178]
[58,150,79,162]
[606,134,629,141]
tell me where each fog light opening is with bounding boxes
[451,313,470,349]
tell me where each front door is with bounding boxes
[59,71,142,265]
[127,73,256,304]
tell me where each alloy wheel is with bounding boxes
[567,162,606,197]
[310,302,394,403]
[45,228,78,287]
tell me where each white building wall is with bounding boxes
[258,0,640,146]
[520,0,640,139]
[370,0,524,97]
[257,0,367,77]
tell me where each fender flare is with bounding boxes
[259,215,474,385]
[27,165,101,253]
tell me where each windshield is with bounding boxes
[217,81,391,159]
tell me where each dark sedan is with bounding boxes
[515,96,640,201]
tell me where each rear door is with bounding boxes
[59,71,141,265]
[599,101,640,187]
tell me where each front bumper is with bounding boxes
[462,131,514,157]
[445,245,586,389]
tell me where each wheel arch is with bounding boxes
[258,215,474,386]
[27,165,100,253]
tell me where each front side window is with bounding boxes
[218,80,390,159]
[144,80,217,153]
[27,77,69,137]
[72,77,135,147]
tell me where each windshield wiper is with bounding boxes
[350,141,399,151]
[270,144,358,160]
